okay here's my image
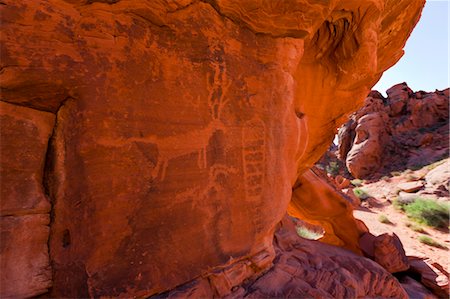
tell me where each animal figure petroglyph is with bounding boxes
[98,50,232,181]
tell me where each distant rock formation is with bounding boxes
[338,83,449,179]
[0,0,425,298]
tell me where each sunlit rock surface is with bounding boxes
[339,83,449,178]
[0,0,424,297]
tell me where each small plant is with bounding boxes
[353,188,371,200]
[391,171,402,177]
[296,226,323,240]
[351,179,363,187]
[426,159,446,170]
[403,198,449,228]
[405,222,427,233]
[418,235,448,250]
[326,162,340,176]
[378,214,392,224]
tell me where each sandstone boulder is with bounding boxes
[425,160,450,192]
[398,181,424,193]
[338,83,449,179]
[373,233,409,273]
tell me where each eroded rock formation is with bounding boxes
[288,167,367,254]
[339,83,449,178]
[157,216,409,298]
[0,0,424,297]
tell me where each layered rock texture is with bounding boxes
[338,83,449,178]
[0,0,425,297]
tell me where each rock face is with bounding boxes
[373,233,409,273]
[408,257,450,298]
[156,216,409,298]
[288,167,366,254]
[339,83,449,178]
[358,232,410,274]
[0,0,425,297]
[0,102,54,297]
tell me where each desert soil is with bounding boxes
[352,159,449,271]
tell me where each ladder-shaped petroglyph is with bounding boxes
[242,118,266,234]
[98,49,232,182]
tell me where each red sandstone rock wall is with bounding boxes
[0,0,424,297]
[339,83,449,178]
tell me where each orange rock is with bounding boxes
[0,0,425,297]
[0,102,54,298]
[335,175,351,189]
[288,167,365,254]
[0,102,54,216]
[0,215,52,298]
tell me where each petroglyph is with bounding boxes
[173,164,239,205]
[98,48,231,181]
[242,118,266,233]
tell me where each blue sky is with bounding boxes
[373,0,449,95]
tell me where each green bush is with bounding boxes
[353,188,370,200]
[397,198,449,228]
[418,235,448,250]
[325,162,340,176]
[351,179,363,187]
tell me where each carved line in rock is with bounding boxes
[242,118,266,235]
[96,50,231,182]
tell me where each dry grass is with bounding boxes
[418,235,448,250]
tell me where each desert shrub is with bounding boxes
[378,214,392,224]
[326,162,340,176]
[351,179,363,187]
[296,226,323,240]
[396,198,449,228]
[391,171,402,177]
[353,188,371,200]
[418,235,448,250]
[426,159,446,170]
[405,222,427,234]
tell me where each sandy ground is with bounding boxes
[350,162,449,271]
